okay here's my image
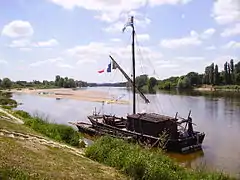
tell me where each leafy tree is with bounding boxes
[214,65,220,85]
[55,75,61,86]
[148,77,157,89]
[230,59,235,83]
[177,76,191,89]
[224,62,228,84]
[186,72,200,86]
[135,74,148,89]
[1,78,12,89]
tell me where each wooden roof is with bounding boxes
[127,113,177,123]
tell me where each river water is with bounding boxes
[12,87,240,177]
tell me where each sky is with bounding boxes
[0,0,239,83]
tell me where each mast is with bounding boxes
[131,16,136,114]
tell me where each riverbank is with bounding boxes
[194,85,240,92]
[0,107,127,180]
[9,88,130,105]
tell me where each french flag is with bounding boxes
[98,62,111,73]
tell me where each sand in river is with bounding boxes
[10,88,129,105]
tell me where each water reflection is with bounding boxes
[12,87,240,177]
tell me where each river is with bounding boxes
[12,87,240,177]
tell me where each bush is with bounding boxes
[85,136,234,180]
[13,110,31,119]
[0,98,17,107]
[23,115,80,147]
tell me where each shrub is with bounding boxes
[23,114,80,147]
[85,136,234,180]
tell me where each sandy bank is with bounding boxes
[10,88,130,105]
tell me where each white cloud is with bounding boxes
[160,31,202,49]
[222,41,240,49]
[49,0,192,23]
[212,0,240,25]
[201,28,216,39]
[66,42,163,75]
[9,39,31,48]
[56,62,74,69]
[137,34,150,42]
[160,28,216,49]
[76,59,96,65]
[19,48,32,52]
[148,0,192,6]
[30,57,63,67]
[206,45,216,50]
[103,12,151,33]
[0,59,8,65]
[35,39,59,47]
[110,38,122,42]
[8,38,59,50]
[1,20,34,38]
[221,23,240,37]
[176,56,205,61]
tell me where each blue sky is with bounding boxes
[0,0,239,83]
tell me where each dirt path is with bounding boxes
[0,128,84,157]
[0,107,24,124]
[0,107,84,158]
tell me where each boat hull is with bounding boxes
[79,115,205,153]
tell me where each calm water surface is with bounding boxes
[12,87,240,176]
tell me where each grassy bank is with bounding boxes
[0,110,127,180]
[85,136,235,180]
[13,110,81,147]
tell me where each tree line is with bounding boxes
[0,75,88,89]
[157,59,240,90]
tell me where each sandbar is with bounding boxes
[10,88,130,105]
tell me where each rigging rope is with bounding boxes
[134,31,179,115]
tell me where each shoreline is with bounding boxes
[9,88,130,105]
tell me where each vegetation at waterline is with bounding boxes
[86,136,235,180]
[0,75,88,90]
[0,91,17,109]
[13,110,81,147]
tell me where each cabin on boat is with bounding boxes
[126,113,178,138]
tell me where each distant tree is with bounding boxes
[136,74,148,89]
[210,63,214,84]
[177,76,191,89]
[235,61,240,73]
[186,72,200,86]
[0,79,2,87]
[148,77,157,90]
[55,75,61,86]
[214,65,220,85]
[224,62,229,84]
[1,78,12,89]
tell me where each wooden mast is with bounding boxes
[131,16,136,114]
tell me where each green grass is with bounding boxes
[0,136,127,180]
[0,166,31,180]
[13,110,81,147]
[85,136,235,180]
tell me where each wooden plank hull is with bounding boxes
[74,115,205,153]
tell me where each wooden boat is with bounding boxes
[74,16,205,153]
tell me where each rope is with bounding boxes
[134,31,179,114]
